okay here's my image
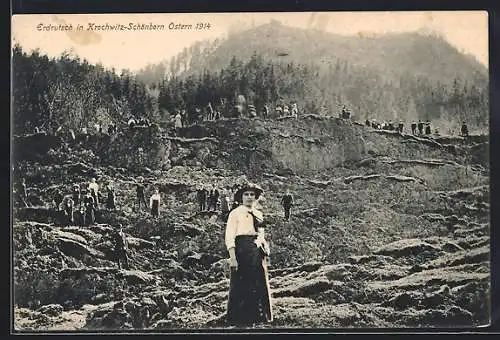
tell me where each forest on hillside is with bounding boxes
[12,44,488,136]
[11,44,158,135]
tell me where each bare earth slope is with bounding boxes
[13,116,490,330]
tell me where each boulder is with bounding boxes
[56,237,105,260]
[119,270,158,285]
[273,277,335,298]
[374,239,441,258]
[126,237,155,250]
[37,304,63,317]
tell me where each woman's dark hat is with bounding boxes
[234,182,263,202]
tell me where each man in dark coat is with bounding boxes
[71,184,81,208]
[398,120,404,134]
[461,121,469,137]
[113,225,129,270]
[59,195,75,226]
[220,190,231,222]
[83,192,96,227]
[53,190,64,210]
[75,190,87,227]
[262,105,269,119]
[136,180,148,212]
[209,187,220,211]
[202,187,210,211]
[231,184,241,211]
[281,189,294,222]
[197,187,207,211]
[417,120,424,135]
[411,121,417,135]
[106,182,116,210]
[425,120,432,135]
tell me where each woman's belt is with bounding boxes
[235,234,258,239]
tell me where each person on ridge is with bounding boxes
[281,189,294,222]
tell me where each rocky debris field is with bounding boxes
[13,116,490,330]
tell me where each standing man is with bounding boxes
[202,187,210,211]
[53,189,64,210]
[209,187,220,212]
[461,121,469,137]
[248,105,257,118]
[196,187,207,212]
[225,183,273,327]
[105,181,116,210]
[281,189,294,222]
[411,121,417,135]
[231,184,241,211]
[71,184,81,208]
[136,180,148,212]
[341,105,347,119]
[220,190,231,222]
[207,186,215,211]
[291,102,298,118]
[149,189,161,218]
[59,194,75,226]
[275,105,283,118]
[213,187,220,211]
[113,225,129,270]
[262,105,269,119]
[83,191,96,227]
[417,120,424,135]
[283,105,289,116]
[425,120,432,135]
[398,120,404,134]
[88,178,100,210]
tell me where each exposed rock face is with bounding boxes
[13,118,489,330]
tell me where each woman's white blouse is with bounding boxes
[149,194,161,207]
[225,205,264,250]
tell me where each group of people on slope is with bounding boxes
[15,173,291,328]
[134,179,162,218]
[195,183,295,222]
[48,178,116,227]
[365,118,470,137]
[168,100,301,136]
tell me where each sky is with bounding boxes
[11,11,488,72]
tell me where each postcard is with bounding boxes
[11,11,490,331]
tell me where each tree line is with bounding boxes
[12,44,488,136]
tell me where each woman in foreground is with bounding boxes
[225,182,273,327]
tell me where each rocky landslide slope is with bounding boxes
[13,116,490,330]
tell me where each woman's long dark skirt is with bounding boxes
[107,192,116,210]
[227,235,273,327]
[151,199,159,216]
